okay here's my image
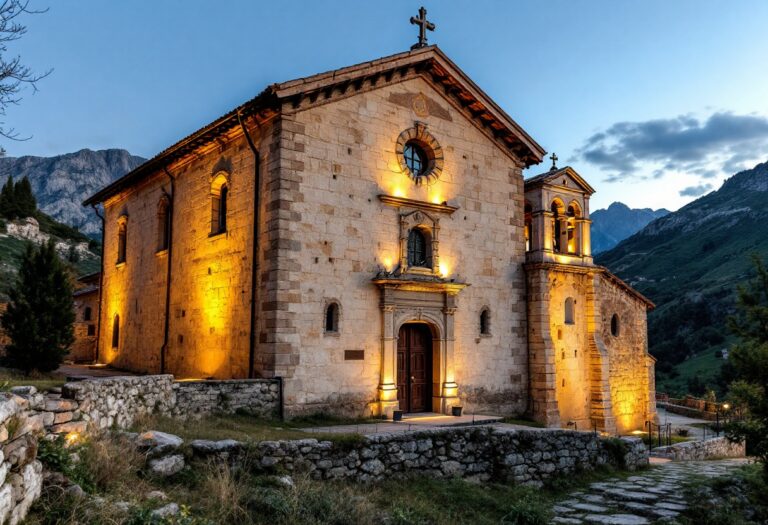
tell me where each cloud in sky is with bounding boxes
[575,112,768,183]
[679,183,713,197]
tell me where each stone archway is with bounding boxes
[374,282,464,417]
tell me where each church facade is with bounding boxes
[84,46,656,434]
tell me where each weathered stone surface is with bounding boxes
[137,431,183,456]
[653,436,745,461]
[189,439,243,455]
[44,399,78,413]
[148,455,185,477]
[151,503,180,518]
[49,421,87,435]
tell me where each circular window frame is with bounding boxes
[396,122,444,186]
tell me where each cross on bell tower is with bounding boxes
[410,6,435,50]
[549,152,558,170]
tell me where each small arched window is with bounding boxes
[611,314,620,337]
[116,220,127,264]
[111,314,120,349]
[157,196,171,251]
[407,228,430,268]
[480,308,491,335]
[325,302,339,333]
[210,173,229,235]
[566,203,580,255]
[84,306,92,322]
[565,297,575,325]
[551,200,564,253]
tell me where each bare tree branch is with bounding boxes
[0,0,51,142]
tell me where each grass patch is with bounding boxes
[0,368,65,391]
[679,463,768,524]
[130,413,367,445]
[498,416,545,428]
[27,427,643,525]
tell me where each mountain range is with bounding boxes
[590,202,670,254]
[596,160,768,394]
[0,149,145,236]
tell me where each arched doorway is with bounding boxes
[397,323,433,413]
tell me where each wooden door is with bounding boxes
[397,324,432,413]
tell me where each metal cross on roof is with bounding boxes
[410,6,435,50]
[549,152,558,170]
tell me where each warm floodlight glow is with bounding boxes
[392,187,406,198]
[438,261,449,278]
[382,256,394,273]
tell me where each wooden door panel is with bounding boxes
[397,324,432,414]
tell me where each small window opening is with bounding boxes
[111,314,120,349]
[84,306,92,322]
[325,302,339,333]
[117,221,127,264]
[565,297,575,325]
[480,308,490,335]
[611,314,620,337]
[158,197,171,251]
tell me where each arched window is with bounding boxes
[210,173,229,235]
[480,308,491,335]
[111,314,120,349]
[551,200,564,253]
[116,220,127,264]
[566,203,581,255]
[157,196,171,251]
[611,314,620,337]
[325,302,339,333]
[84,306,92,322]
[407,228,430,268]
[524,201,533,252]
[565,297,575,325]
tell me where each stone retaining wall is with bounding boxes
[660,402,717,421]
[653,436,745,461]
[174,379,279,418]
[0,392,43,525]
[185,427,647,484]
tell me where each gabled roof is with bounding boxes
[525,166,596,195]
[84,45,545,206]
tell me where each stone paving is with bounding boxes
[551,458,751,524]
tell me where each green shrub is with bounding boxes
[601,438,628,468]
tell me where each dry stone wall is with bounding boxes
[184,427,647,484]
[173,379,280,418]
[0,391,44,525]
[653,436,745,461]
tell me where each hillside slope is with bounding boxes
[596,161,768,391]
[0,149,145,236]
[590,202,669,254]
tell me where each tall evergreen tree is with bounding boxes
[13,176,36,217]
[726,255,768,478]
[0,175,17,219]
[1,240,74,374]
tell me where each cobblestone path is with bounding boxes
[551,458,750,524]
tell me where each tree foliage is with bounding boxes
[0,0,50,142]
[0,173,35,219]
[726,254,768,476]
[1,240,73,373]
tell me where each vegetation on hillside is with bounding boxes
[597,161,768,396]
[1,240,74,373]
[725,256,768,476]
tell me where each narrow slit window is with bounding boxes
[325,303,339,333]
[111,314,120,349]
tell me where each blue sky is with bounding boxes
[5,0,768,211]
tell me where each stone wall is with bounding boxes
[6,376,280,439]
[174,379,280,418]
[0,392,44,525]
[185,427,647,484]
[653,437,745,461]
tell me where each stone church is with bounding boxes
[84,30,656,433]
